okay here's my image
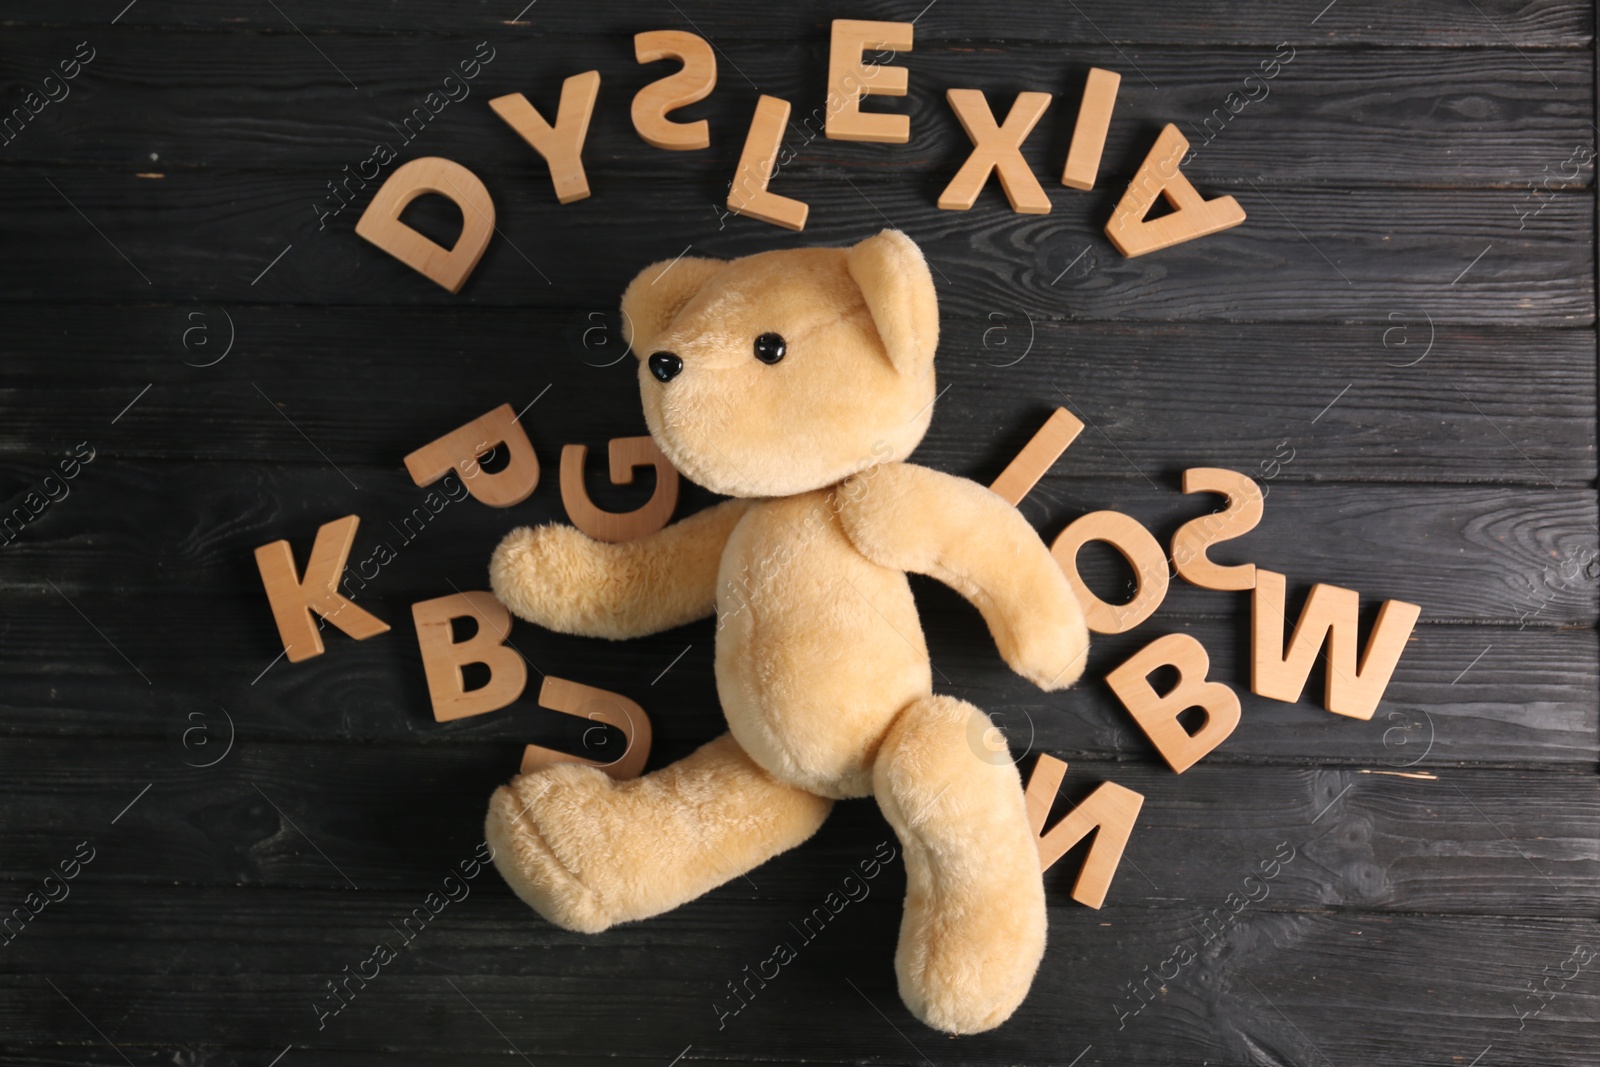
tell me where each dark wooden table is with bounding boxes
[1,2,1595,1064]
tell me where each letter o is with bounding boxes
[1050,510,1169,633]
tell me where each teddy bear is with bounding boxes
[484,229,1090,1034]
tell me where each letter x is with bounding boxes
[938,89,1052,214]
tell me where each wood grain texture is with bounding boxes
[4,33,1591,187]
[0,0,1588,45]
[2,311,1591,483]
[0,168,1589,322]
[0,895,1594,1064]
[0,739,1592,913]
[0,592,1591,767]
[3,462,1590,623]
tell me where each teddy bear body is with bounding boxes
[485,232,1090,1034]
[715,487,931,798]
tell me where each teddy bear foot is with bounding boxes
[485,761,618,933]
[485,732,833,934]
[874,695,1048,1035]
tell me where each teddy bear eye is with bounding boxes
[753,332,786,365]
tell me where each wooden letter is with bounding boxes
[523,676,652,780]
[404,403,539,508]
[1106,124,1246,256]
[412,591,528,722]
[632,30,717,150]
[354,157,494,293]
[727,95,808,231]
[938,89,1053,215]
[1061,67,1120,190]
[1024,754,1144,908]
[1172,467,1264,591]
[990,407,1085,506]
[1105,633,1241,773]
[254,515,390,663]
[489,71,601,204]
[1251,569,1422,719]
[560,436,680,543]
[825,19,913,144]
[1051,510,1170,633]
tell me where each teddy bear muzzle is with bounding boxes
[647,351,683,382]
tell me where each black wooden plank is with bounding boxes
[0,893,1593,1064]
[1,457,1591,622]
[0,165,1589,323]
[0,0,1588,46]
[0,737,1591,913]
[0,1054,714,1067]
[3,577,1593,767]
[0,1055,684,1067]
[1,31,1592,188]
[3,308,1593,484]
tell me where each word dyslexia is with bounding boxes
[352,20,1249,293]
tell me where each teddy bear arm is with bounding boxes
[837,463,1089,691]
[489,498,752,639]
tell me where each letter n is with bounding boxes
[1024,754,1144,908]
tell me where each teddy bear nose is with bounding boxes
[648,351,683,383]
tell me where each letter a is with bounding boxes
[1106,124,1245,256]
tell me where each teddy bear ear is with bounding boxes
[846,229,940,376]
[619,255,729,356]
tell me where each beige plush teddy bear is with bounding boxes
[484,230,1090,1034]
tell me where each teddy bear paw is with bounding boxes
[488,524,609,634]
[483,763,620,934]
[1004,615,1090,693]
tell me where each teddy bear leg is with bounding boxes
[872,694,1047,1035]
[485,732,832,934]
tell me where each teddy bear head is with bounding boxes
[619,230,940,498]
